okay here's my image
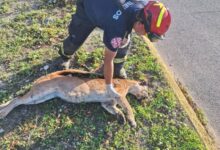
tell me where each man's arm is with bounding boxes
[104,47,120,98]
[104,47,117,84]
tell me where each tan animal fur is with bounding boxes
[0,69,148,127]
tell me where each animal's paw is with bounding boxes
[116,113,126,125]
[129,120,137,128]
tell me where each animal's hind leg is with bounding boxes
[0,86,57,119]
[24,90,57,105]
[101,101,126,125]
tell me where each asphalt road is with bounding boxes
[155,0,220,144]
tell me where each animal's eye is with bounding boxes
[140,81,147,86]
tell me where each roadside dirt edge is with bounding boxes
[142,36,217,150]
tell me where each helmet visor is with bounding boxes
[148,33,164,42]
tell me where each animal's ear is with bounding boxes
[139,81,147,86]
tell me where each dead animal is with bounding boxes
[0,69,148,127]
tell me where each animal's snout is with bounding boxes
[137,90,148,100]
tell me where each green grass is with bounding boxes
[0,0,205,149]
[0,1,11,14]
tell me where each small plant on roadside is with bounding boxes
[0,1,10,14]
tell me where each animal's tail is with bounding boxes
[35,69,104,84]
[0,97,22,119]
[55,69,104,78]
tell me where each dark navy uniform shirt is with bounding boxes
[84,0,148,52]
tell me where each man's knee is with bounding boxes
[114,37,131,64]
[115,46,128,59]
[115,35,131,59]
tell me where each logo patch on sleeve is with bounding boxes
[111,37,122,49]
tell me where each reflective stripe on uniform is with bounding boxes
[60,47,72,59]
[114,56,127,64]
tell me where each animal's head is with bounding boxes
[128,82,148,100]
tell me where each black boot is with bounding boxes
[57,44,73,70]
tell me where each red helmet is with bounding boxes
[143,1,171,36]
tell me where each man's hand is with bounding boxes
[106,84,120,98]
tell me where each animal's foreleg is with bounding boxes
[101,101,126,125]
[117,97,136,127]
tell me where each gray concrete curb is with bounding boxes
[142,36,217,150]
